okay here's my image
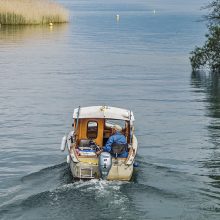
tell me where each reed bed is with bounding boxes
[0,0,69,25]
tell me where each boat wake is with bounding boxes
[2,157,211,220]
[0,163,142,220]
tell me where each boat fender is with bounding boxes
[99,152,112,180]
[133,161,139,167]
[67,155,70,164]
[61,135,67,151]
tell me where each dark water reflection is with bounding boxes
[191,71,220,212]
[191,71,220,146]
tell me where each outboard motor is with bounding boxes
[99,152,112,179]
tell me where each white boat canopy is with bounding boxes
[73,106,135,122]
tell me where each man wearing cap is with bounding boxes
[96,125,128,158]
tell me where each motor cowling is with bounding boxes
[99,152,112,179]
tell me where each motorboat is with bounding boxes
[61,106,138,181]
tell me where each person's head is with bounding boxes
[112,125,122,134]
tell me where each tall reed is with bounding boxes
[0,0,69,25]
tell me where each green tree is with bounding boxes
[190,0,220,73]
[204,0,220,25]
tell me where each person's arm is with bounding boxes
[96,135,115,156]
[103,135,115,152]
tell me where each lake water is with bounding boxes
[1,0,220,219]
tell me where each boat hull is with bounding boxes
[67,135,138,181]
[69,158,133,181]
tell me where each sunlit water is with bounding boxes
[1,0,220,219]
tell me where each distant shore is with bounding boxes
[0,0,69,25]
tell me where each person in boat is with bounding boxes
[96,124,128,158]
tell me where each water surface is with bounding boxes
[1,0,220,219]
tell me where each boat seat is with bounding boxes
[77,139,97,157]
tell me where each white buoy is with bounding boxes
[153,10,156,14]
[49,22,53,26]
[116,14,120,22]
[61,135,67,151]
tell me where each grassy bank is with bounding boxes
[0,0,69,25]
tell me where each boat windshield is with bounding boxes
[105,119,126,130]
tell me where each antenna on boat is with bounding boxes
[75,106,81,137]
[129,110,132,144]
